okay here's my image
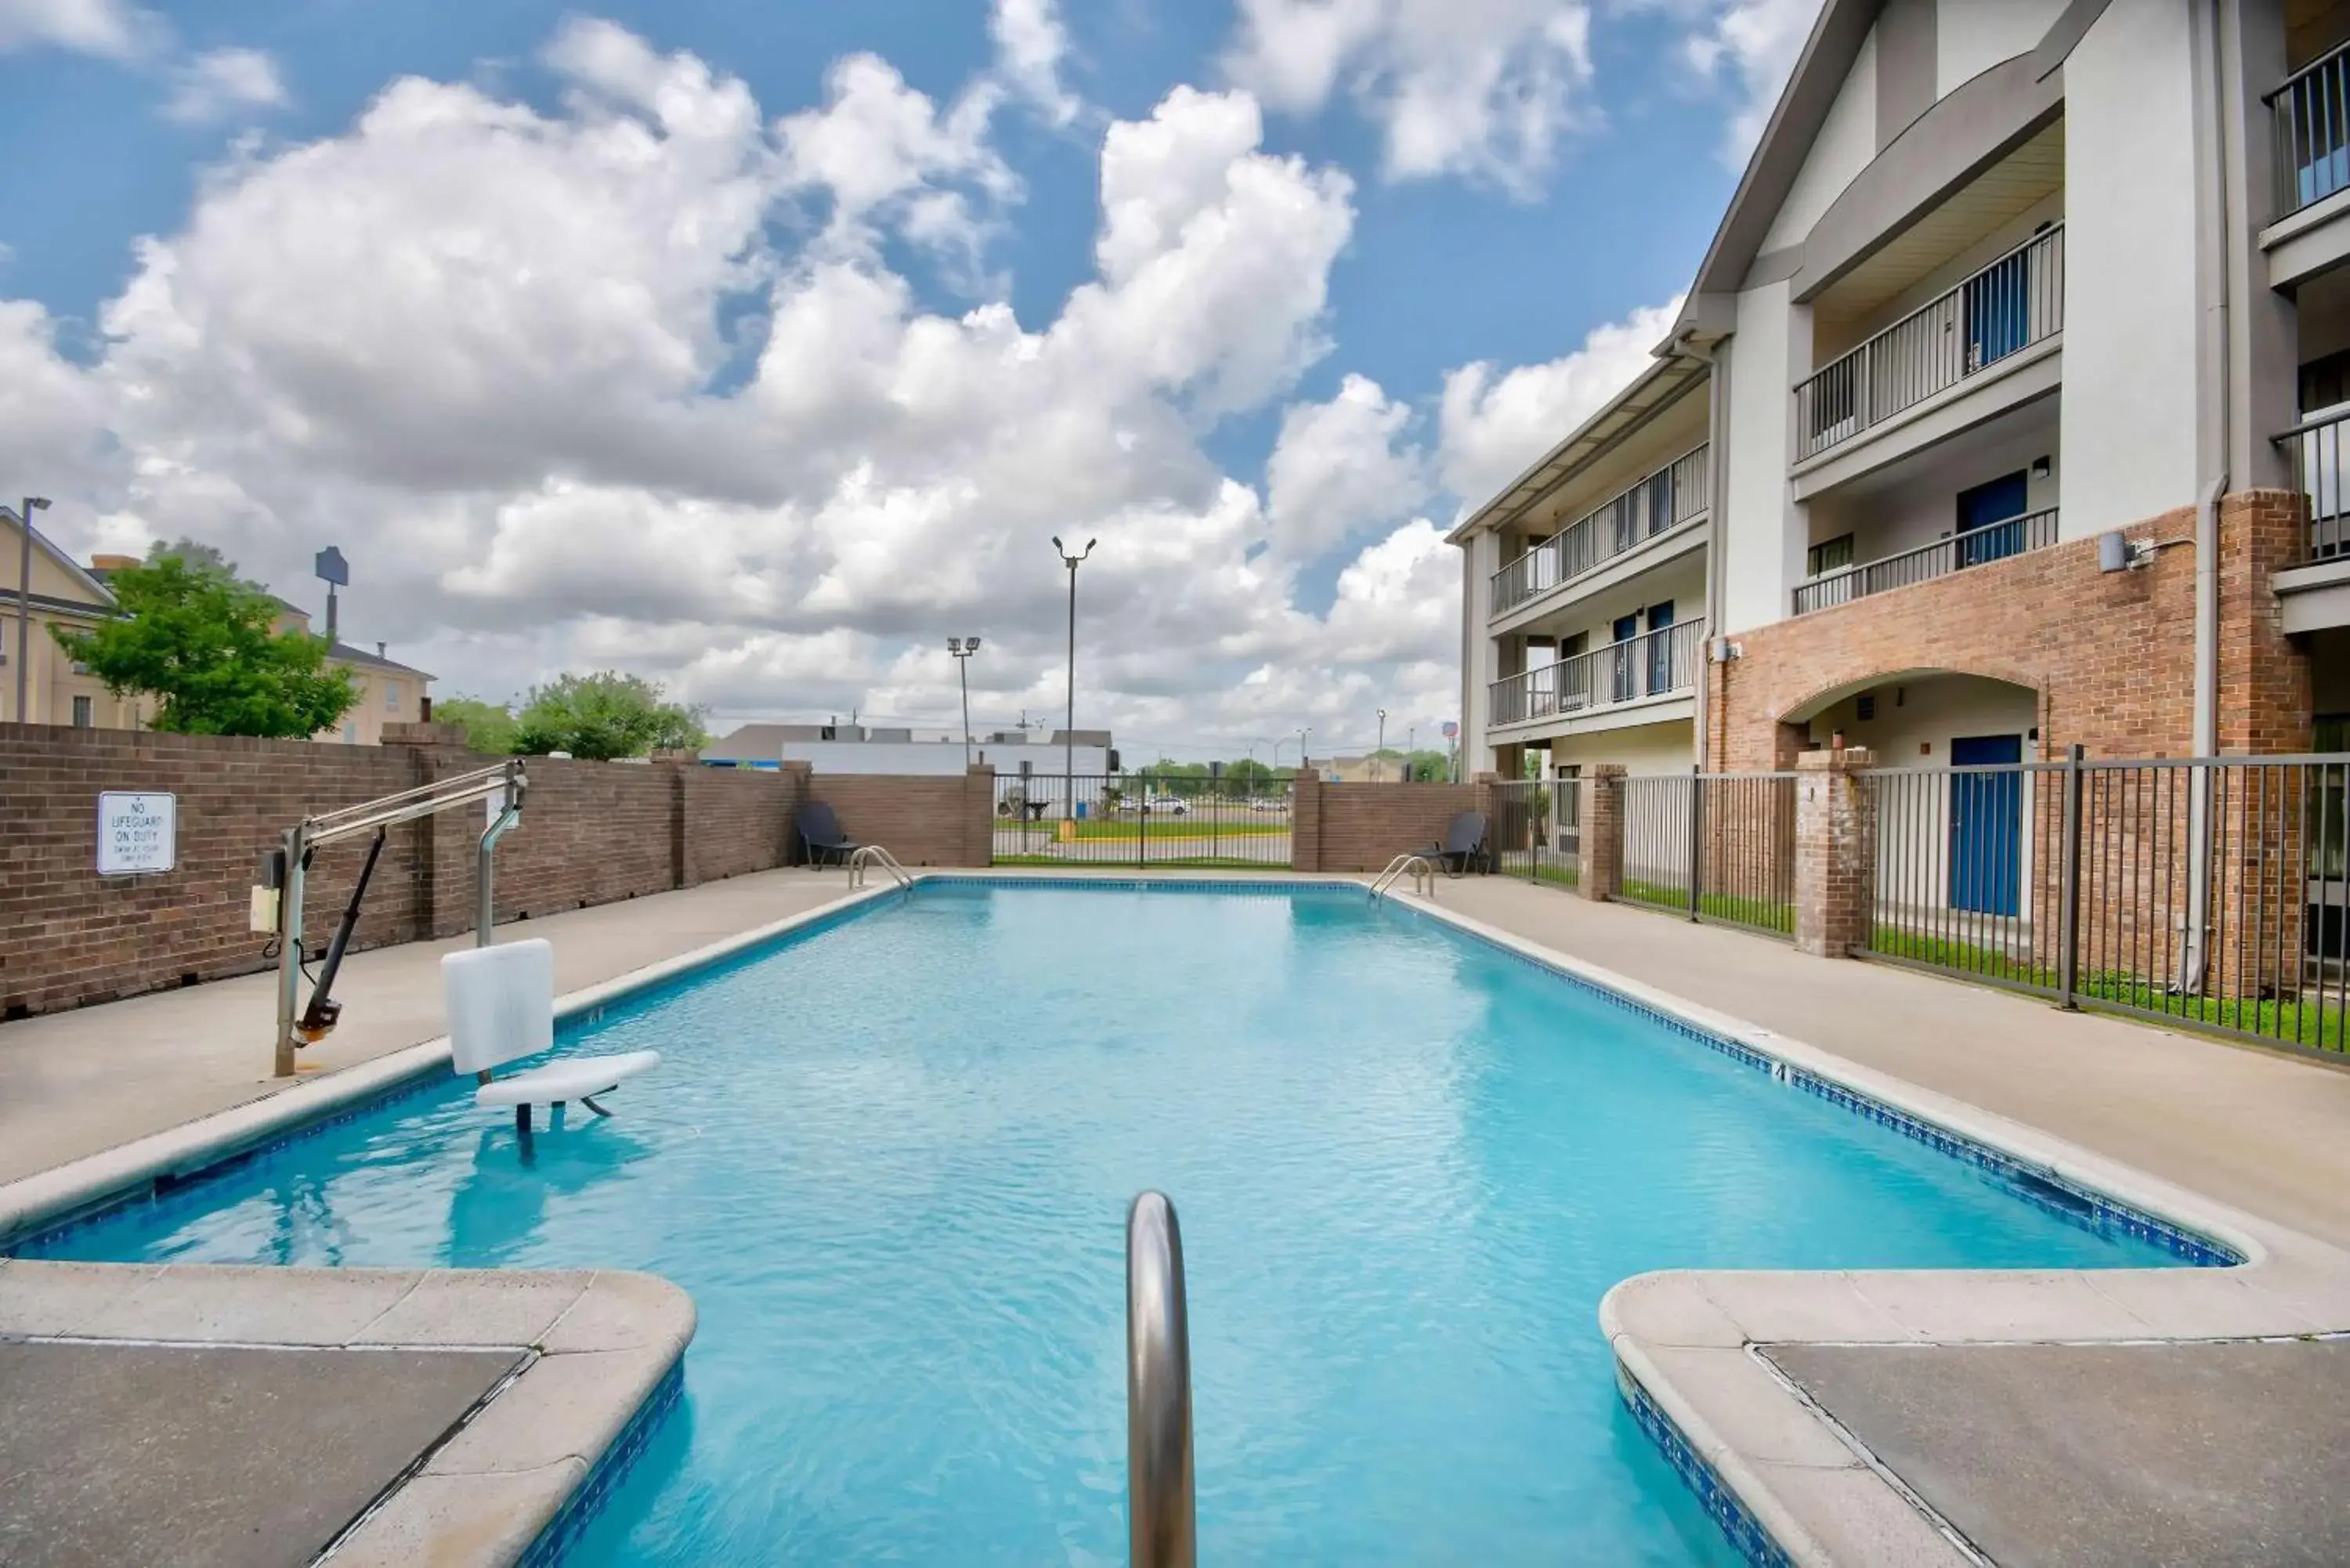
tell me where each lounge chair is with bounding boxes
[796,800,861,867]
[1423,811,1488,876]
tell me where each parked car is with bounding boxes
[1143,794,1190,815]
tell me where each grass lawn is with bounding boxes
[1621,880,1794,934]
[999,817,1290,841]
[994,853,1290,870]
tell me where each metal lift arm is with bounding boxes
[272,759,527,1077]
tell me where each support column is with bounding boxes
[1580,764,1625,902]
[1291,768,1321,873]
[966,763,996,866]
[1795,746,1876,959]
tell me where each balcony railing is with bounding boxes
[1489,619,1706,728]
[1489,444,1709,617]
[1793,225,2065,463]
[1791,508,2059,616]
[2279,406,2350,561]
[2268,38,2350,218]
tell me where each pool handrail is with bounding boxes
[1126,1190,1196,1568]
[847,844,913,890]
[1368,853,1436,900]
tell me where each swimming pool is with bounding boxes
[24,882,2200,1564]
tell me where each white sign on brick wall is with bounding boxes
[97,792,176,876]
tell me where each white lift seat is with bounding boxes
[443,940,660,1123]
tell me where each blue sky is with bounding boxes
[0,0,1810,755]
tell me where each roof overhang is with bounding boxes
[1447,352,1710,544]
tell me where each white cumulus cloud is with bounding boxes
[1265,374,1427,562]
[161,45,288,125]
[989,0,1079,125]
[1683,0,1821,164]
[1223,0,1595,193]
[0,0,155,58]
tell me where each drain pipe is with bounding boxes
[2183,0,2231,993]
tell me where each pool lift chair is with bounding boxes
[443,938,660,1136]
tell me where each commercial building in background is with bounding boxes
[1455,0,2333,789]
[707,721,1112,777]
[266,597,435,746]
[0,518,146,730]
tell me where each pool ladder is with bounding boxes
[1368,854,1436,900]
[1127,1191,1195,1568]
[847,844,913,891]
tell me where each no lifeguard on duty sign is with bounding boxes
[96,792,176,876]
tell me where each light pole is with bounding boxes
[1376,709,1386,782]
[948,636,980,768]
[1052,536,1096,819]
[1294,725,1311,773]
[9,497,52,727]
[1408,725,1416,781]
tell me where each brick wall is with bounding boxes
[1292,776,1479,873]
[1794,747,1875,958]
[1710,490,2313,770]
[804,767,994,867]
[0,728,959,1017]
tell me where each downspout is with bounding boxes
[2185,0,2231,992]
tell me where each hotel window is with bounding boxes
[72,695,92,728]
[385,680,401,712]
[1807,534,1855,576]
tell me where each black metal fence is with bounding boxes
[1862,753,2350,1055]
[1618,771,1797,937]
[1489,780,1578,887]
[992,772,1292,868]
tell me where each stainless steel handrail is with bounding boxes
[847,844,913,890]
[1369,854,1436,899]
[1127,1191,1195,1568]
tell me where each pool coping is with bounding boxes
[8,869,2348,1566]
[1382,887,2350,1568]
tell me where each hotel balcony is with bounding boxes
[1488,444,1710,623]
[1488,619,1706,732]
[1792,508,2061,616]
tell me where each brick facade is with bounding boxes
[804,765,995,868]
[1578,764,1625,901]
[1709,490,2313,769]
[0,727,982,1017]
[1288,773,1481,873]
[1794,747,1876,958]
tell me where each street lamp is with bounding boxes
[8,496,52,727]
[1376,709,1387,782]
[1052,536,1096,819]
[947,636,980,768]
[1295,725,1311,772]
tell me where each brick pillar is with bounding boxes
[1291,768,1321,872]
[966,764,996,866]
[1795,746,1876,959]
[1580,764,1625,901]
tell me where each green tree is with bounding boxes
[436,696,521,754]
[1403,748,1451,782]
[54,554,359,738]
[512,671,708,761]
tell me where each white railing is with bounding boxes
[2278,406,2350,562]
[1791,508,2061,615]
[1794,224,2064,462]
[1490,444,1709,617]
[2268,38,2350,217]
[1488,619,1706,728]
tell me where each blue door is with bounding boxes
[1610,613,1640,702]
[1956,472,2030,568]
[1644,602,1675,695]
[1964,252,2028,367]
[1949,733,2023,916]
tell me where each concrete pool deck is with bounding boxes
[7,866,2350,1566]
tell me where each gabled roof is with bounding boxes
[5,516,118,612]
[1664,0,1882,348]
[1446,352,1710,543]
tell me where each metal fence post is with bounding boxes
[1687,764,1703,923]
[2059,742,2084,1009]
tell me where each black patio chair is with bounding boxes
[796,800,862,868]
[1423,811,1488,877]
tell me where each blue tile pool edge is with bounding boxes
[518,1360,688,1568]
[1617,1360,1795,1568]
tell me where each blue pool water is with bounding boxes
[27,884,2193,1564]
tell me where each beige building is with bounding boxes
[1,515,147,729]
[37,547,436,742]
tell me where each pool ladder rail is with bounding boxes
[1127,1191,1196,1568]
[1368,854,1436,900]
[847,844,913,891]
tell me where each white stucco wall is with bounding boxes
[1762,30,1879,254]
[1936,0,2068,96]
[1803,412,2061,568]
[1542,720,1696,779]
[2058,0,2204,538]
[1466,531,1499,770]
[1723,280,1802,634]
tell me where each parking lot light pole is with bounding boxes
[1052,537,1095,820]
[948,637,979,768]
[1376,710,1386,782]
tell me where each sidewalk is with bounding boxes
[0,867,856,1186]
[1435,877,2350,1251]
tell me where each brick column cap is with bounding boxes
[382,721,469,747]
[1588,761,1628,779]
[1796,746,1875,771]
